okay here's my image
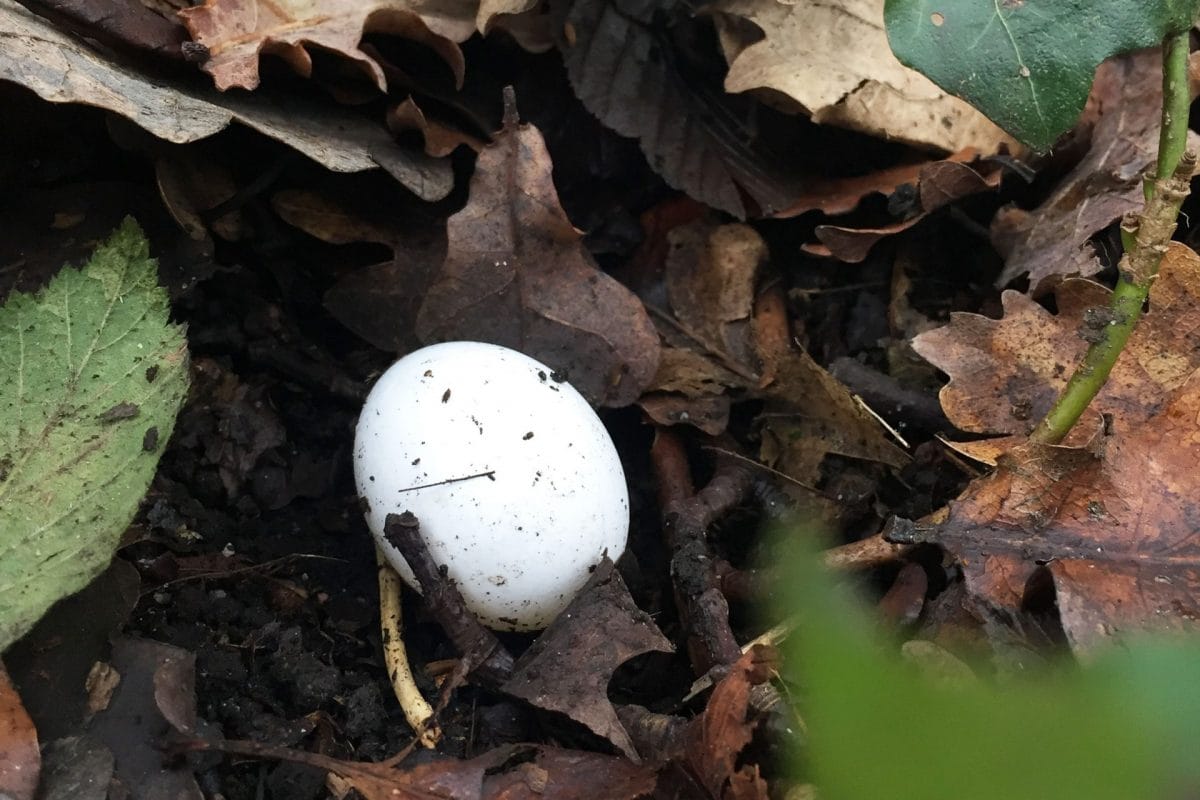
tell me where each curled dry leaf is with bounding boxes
[179,0,474,92]
[0,661,39,800]
[992,49,1200,293]
[0,0,451,200]
[710,0,1012,153]
[416,90,660,407]
[501,558,673,762]
[387,97,487,157]
[913,243,1200,463]
[802,158,1002,263]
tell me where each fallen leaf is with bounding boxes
[0,0,451,200]
[759,348,909,483]
[685,646,775,800]
[37,736,114,800]
[477,0,539,34]
[155,146,245,242]
[0,220,189,651]
[387,97,487,157]
[179,0,473,92]
[665,221,767,367]
[550,0,802,218]
[480,745,659,799]
[912,243,1200,463]
[908,375,1200,655]
[773,148,983,218]
[992,50,1200,293]
[802,158,1002,263]
[0,660,39,800]
[501,558,673,762]
[416,89,661,407]
[24,0,188,61]
[710,0,1011,153]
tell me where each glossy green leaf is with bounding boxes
[884,0,1200,151]
[0,219,189,651]
[780,531,1200,798]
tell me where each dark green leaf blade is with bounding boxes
[0,219,189,651]
[884,0,1199,151]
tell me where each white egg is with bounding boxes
[354,341,630,631]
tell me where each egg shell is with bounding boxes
[354,341,629,631]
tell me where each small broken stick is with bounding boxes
[383,512,515,687]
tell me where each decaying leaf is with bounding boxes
[550,0,802,218]
[992,50,1200,293]
[0,220,189,651]
[501,558,673,762]
[802,158,1002,263]
[711,0,1012,153]
[180,0,474,92]
[387,97,487,157]
[0,0,451,200]
[644,221,907,481]
[416,90,661,407]
[912,243,1200,463]
[0,661,39,800]
[909,373,1200,655]
[685,646,775,800]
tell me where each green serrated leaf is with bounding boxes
[884,0,1200,151]
[0,219,188,651]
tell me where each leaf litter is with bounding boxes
[2,4,1200,799]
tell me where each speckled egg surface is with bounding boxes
[354,341,629,631]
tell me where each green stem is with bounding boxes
[1030,31,1193,445]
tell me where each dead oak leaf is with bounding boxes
[913,243,1200,463]
[501,558,673,762]
[911,368,1200,655]
[711,0,1011,153]
[180,0,474,91]
[416,90,661,407]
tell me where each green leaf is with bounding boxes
[0,219,188,651]
[884,0,1200,151]
[780,532,1200,799]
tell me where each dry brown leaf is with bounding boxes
[0,0,451,199]
[387,97,487,157]
[685,646,776,800]
[477,0,539,34]
[992,49,1200,293]
[416,90,660,407]
[155,147,244,241]
[501,558,673,762]
[913,243,1200,463]
[910,372,1200,655]
[666,221,767,366]
[180,0,474,92]
[759,348,909,483]
[802,159,1002,263]
[710,0,1011,153]
[551,0,801,218]
[0,661,39,800]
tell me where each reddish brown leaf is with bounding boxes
[481,746,658,799]
[802,159,1001,263]
[501,558,673,762]
[913,243,1200,463]
[416,90,661,407]
[179,0,472,92]
[992,49,1199,293]
[774,148,982,218]
[0,660,39,800]
[913,368,1200,655]
[686,646,775,800]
